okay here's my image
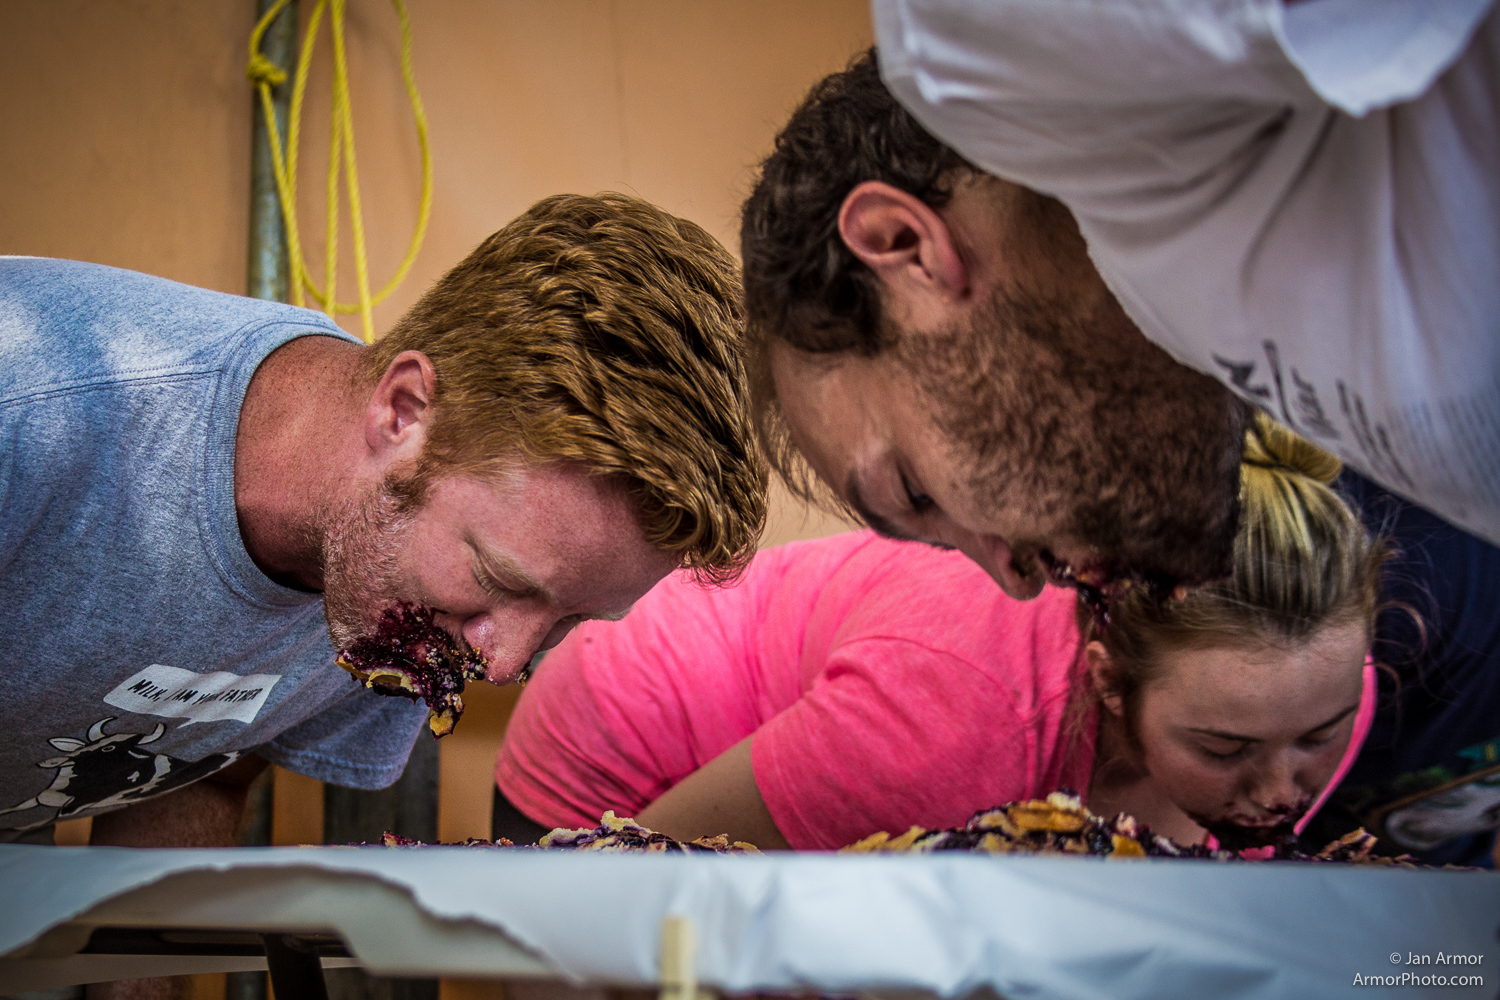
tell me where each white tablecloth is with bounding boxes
[2,845,1496,998]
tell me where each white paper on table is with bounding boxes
[1,845,1497,999]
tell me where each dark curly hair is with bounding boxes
[739,48,973,356]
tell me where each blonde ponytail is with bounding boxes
[1242,412,1342,482]
[1084,412,1388,713]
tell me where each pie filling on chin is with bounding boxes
[841,791,1416,865]
[336,602,488,738]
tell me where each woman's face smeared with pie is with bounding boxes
[320,460,675,707]
[1126,620,1368,842]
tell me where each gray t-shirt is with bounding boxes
[0,257,426,838]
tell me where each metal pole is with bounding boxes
[232,8,297,1000]
[323,738,441,1000]
[247,0,297,302]
[247,4,439,991]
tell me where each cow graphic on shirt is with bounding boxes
[0,716,238,825]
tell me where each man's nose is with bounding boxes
[968,534,1044,601]
[462,614,550,684]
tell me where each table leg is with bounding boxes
[261,935,329,1000]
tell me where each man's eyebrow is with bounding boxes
[1189,704,1359,743]
[844,471,920,543]
[468,535,556,604]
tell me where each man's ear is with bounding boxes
[364,350,437,463]
[1085,640,1126,718]
[838,180,968,302]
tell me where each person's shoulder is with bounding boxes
[825,534,994,610]
[0,258,346,404]
[1275,0,1495,116]
[749,529,881,578]
[818,535,1079,652]
[708,530,887,620]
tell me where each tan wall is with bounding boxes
[0,0,863,545]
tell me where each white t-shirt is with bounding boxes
[875,0,1500,543]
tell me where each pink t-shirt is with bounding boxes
[496,531,1093,849]
[494,531,1376,850]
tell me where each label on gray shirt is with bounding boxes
[104,665,283,726]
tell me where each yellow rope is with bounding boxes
[247,0,433,342]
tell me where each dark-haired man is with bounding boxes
[741,51,1250,602]
[868,0,1499,547]
[0,193,766,851]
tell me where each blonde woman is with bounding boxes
[1083,420,1382,851]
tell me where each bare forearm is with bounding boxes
[636,736,792,850]
[90,755,268,848]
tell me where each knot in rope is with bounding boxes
[246,52,288,87]
[248,0,432,343]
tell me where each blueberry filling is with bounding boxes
[375,811,760,853]
[1034,551,1179,629]
[843,791,1422,865]
[336,602,488,738]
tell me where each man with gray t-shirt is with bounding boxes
[0,193,766,848]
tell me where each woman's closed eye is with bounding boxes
[1297,726,1340,749]
[1198,740,1252,763]
[1297,706,1358,749]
